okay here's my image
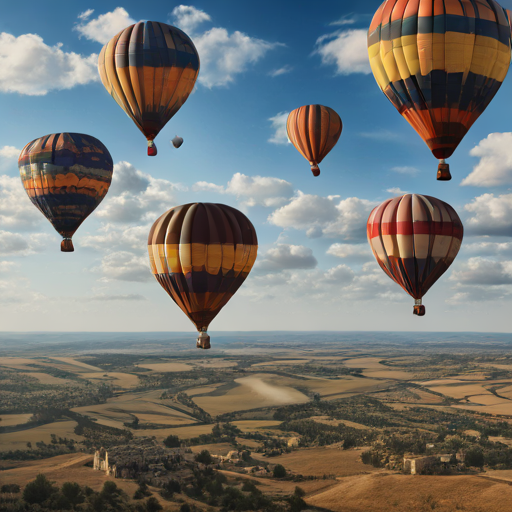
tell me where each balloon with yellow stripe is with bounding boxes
[148,203,258,349]
[368,0,512,181]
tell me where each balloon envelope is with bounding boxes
[98,21,200,156]
[18,133,113,252]
[171,135,184,148]
[367,194,463,315]
[368,0,512,180]
[148,203,258,348]
[286,105,342,176]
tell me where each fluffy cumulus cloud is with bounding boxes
[80,223,150,253]
[0,276,46,306]
[96,161,182,224]
[193,172,294,208]
[391,166,420,175]
[171,5,211,34]
[0,146,21,160]
[450,258,512,286]
[463,241,512,257]
[96,251,151,283]
[314,29,370,75]
[0,32,98,95]
[386,187,408,196]
[257,244,318,272]
[464,193,512,236]
[462,133,512,187]
[0,175,41,230]
[448,257,512,302]
[268,112,290,145]
[193,28,279,87]
[268,192,375,240]
[0,231,53,256]
[247,260,399,302]
[327,243,372,261]
[74,7,136,44]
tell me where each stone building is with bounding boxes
[93,448,117,477]
[403,455,437,474]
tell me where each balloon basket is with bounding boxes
[148,141,157,157]
[437,161,451,181]
[413,305,425,316]
[61,239,74,252]
[197,332,211,349]
[311,165,320,177]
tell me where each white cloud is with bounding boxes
[464,193,512,236]
[171,5,211,34]
[0,32,98,95]
[268,111,290,145]
[88,293,147,302]
[257,244,318,272]
[75,7,135,45]
[327,243,371,261]
[0,261,16,273]
[96,251,151,283]
[0,146,20,160]
[314,29,370,75]
[269,193,375,240]
[391,166,420,175]
[269,65,293,77]
[193,172,294,208]
[0,231,53,256]
[80,223,150,253]
[463,241,512,257]
[449,257,512,286]
[386,187,408,196]
[0,277,46,306]
[330,14,359,26]
[0,175,42,230]
[194,27,279,87]
[462,133,512,187]
[96,161,182,223]
[78,9,94,20]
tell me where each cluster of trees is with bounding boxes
[175,392,213,423]
[0,440,77,461]
[0,475,161,511]
[184,422,243,446]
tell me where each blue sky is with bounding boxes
[2,0,512,334]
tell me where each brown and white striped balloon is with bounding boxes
[367,194,463,316]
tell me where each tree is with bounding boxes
[61,481,84,506]
[195,449,213,465]
[289,486,307,512]
[26,442,32,449]
[273,464,286,478]
[1,484,20,493]
[23,474,58,504]
[465,447,485,468]
[146,496,163,511]
[180,504,191,512]
[163,434,181,448]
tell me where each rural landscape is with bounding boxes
[2,332,512,511]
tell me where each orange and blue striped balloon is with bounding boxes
[368,0,512,180]
[98,21,200,156]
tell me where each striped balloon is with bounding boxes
[18,133,113,252]
[98,21,200,156]
[286,105,342,176]
[368,0,512,181]
[367,194,463,316]
[148,203,258,349]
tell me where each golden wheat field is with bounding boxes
[47,357,103,371]
[0,420,84,452]
[0,414,33,427]
[307,472,512,512]
[132,424,214,441]
[184,384,223,396]
[252,446,377,477]
[136,362,194,372]
[20,372,74,385]
[79,372,140,388]
[309,416,372,430]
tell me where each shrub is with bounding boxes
[273,464,287,478]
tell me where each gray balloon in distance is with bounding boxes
[171,136,184,148]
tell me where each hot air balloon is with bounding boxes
[286,105,342,176]
[367,194,463,315]
[368,0,512,180]
[171,135,184,148]
[18,133,113,253]
[148,203,258,349]
[98,21,200,157]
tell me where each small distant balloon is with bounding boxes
[171,136,184,148]
[18,133,113,252]
[367,194,463,316]
[286,105,342,177]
